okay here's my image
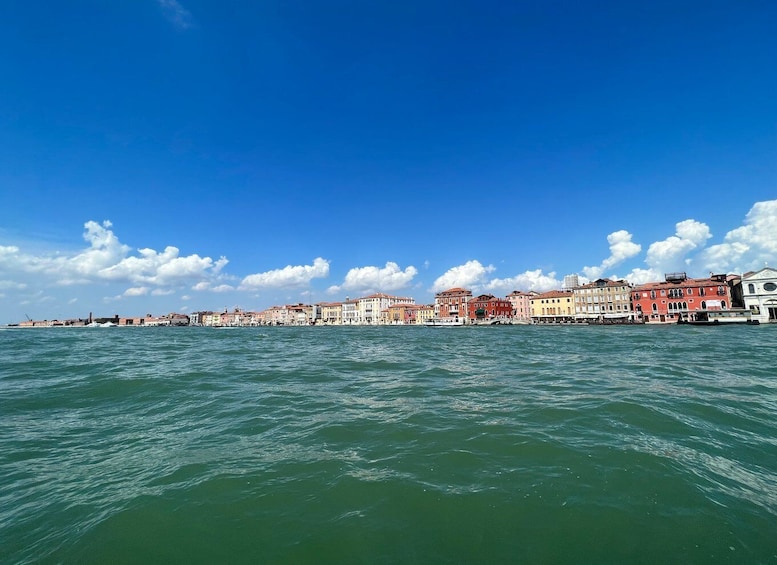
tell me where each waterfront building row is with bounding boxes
[13,268,777,327]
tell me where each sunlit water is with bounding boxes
[1,325,776,563]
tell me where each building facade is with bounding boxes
[572,278,633,321]
[355,293,415,325]
[320,302,343,325]
[467,294,513,322]
[506,290,534,322]
[434,287,473,323]
[741,267,777,323]
[632,273,733,324]
[530,290,574,323]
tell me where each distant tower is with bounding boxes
[563,274,579,290]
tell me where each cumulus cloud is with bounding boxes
[0,220,229,294]
[624,267,660,285]
[158,0,195,29]
[431,260,495,293]
[151,288,175,296]
[240,258,330,290]
[484,269,562,294]
[327,262,418,294]
[582,230,641,279]
[625,219,712,282]
[212,284,235,293]
[645,219,711,270]
[99,245,228,286]
[123,287,149,297]
[700,199,777,273]
[626,219,712,284]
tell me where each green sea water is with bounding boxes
[1,325,775,564]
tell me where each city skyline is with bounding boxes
[2,2,776,324]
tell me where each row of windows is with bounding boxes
[641,300,726,312]
[747,283,777,293]
[634,287,722,300]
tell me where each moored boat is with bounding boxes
[677,309,759,325]
[424,318,465,327]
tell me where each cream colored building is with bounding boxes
[357,293,415,325]
[320,302,343,325]
[572,278,633,321]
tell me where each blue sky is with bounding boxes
[1,1,776,322]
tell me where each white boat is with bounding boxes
[677,309,759,325]
[424,318,465,327]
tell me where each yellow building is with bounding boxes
[530,290,574,323]
[320,302,342,325]
[415,304,436,325]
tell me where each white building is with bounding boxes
[742,267,777,323]
[342,298,359,325]
[357,293,415,325]
[563,274,580,290]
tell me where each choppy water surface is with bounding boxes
[1,325,776,563]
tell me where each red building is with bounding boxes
[632,273,734,323]
[467,294,513,321]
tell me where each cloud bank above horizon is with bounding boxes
[1,200,776,314]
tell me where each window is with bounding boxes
[764,282,777,292]
[652,303,657,312]
[748,283,756,294]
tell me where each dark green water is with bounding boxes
[1,325,775,564]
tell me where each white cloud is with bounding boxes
[431,260,495,293]
[700,199,777,273]
[484,269,562,294]
[624,267,661,285]
[123,287,149,297]
[212,284,235,293]
[0,221,229,291]
[158,0,195,29]
[327,262,418,294]
[151,288,175,296]
[240,258,330,290]
[582,230,641,279]
[100,246,228,286]
[645,219,711,271]
[625,219,712,282]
